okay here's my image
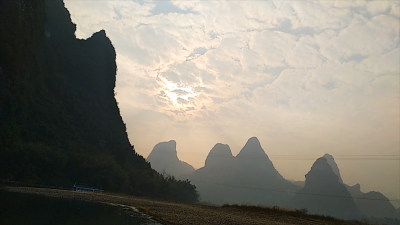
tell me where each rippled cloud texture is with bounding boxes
[65,0,399,202]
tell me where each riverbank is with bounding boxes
[1,186,367,225]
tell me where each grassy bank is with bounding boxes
[1,186,369,225]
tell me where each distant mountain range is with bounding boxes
[191,137,297,208]
[148,137,399,221]
[347,183,398,219]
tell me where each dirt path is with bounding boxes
[2,186,367,225]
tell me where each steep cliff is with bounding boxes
[0,0,197,202]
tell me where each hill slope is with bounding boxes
[0,0,197,202]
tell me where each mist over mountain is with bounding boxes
[191,137,298,207]
[147,140,194,180]
[147,137,398,221]
[294,156,361,219]
[347,183,398,219]
[290,180,305,188]
[323,155,397,219]
[293,154,399,221]
[0,0,197,202]
[190,143,237,204]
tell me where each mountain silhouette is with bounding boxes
[294,155,360,219]
[323,154,343,183]
[347,183,397,219]
[235,137,285,181]
[322,154,397,219]
[205,143,234,168]
[191,137,298,207]
[236,137,268,158]
[147,140,194,180]
[0,0,197,202]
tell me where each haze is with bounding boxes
[64,0,399,205]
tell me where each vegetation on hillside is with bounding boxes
[0,0,198,203]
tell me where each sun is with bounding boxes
[159,78,199,115]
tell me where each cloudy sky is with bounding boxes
[64,0,399,203]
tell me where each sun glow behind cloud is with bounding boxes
[157,76,200,115]
[65,0,400,202]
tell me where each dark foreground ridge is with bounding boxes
[0,0,197,202]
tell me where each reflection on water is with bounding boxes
[0,190,162,225]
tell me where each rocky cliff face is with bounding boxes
[0,0,197,202]
[147,140,194,180]
[294,156,360,219]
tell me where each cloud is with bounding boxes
[65,0,399,200]
[151,0,194,15]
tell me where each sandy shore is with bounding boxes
[2,186,367,225]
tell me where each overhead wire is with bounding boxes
[191,178,400,203]
[149,152,400,202]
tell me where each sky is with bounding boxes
[64,0,400,204]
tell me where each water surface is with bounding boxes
[0,190,162,225]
